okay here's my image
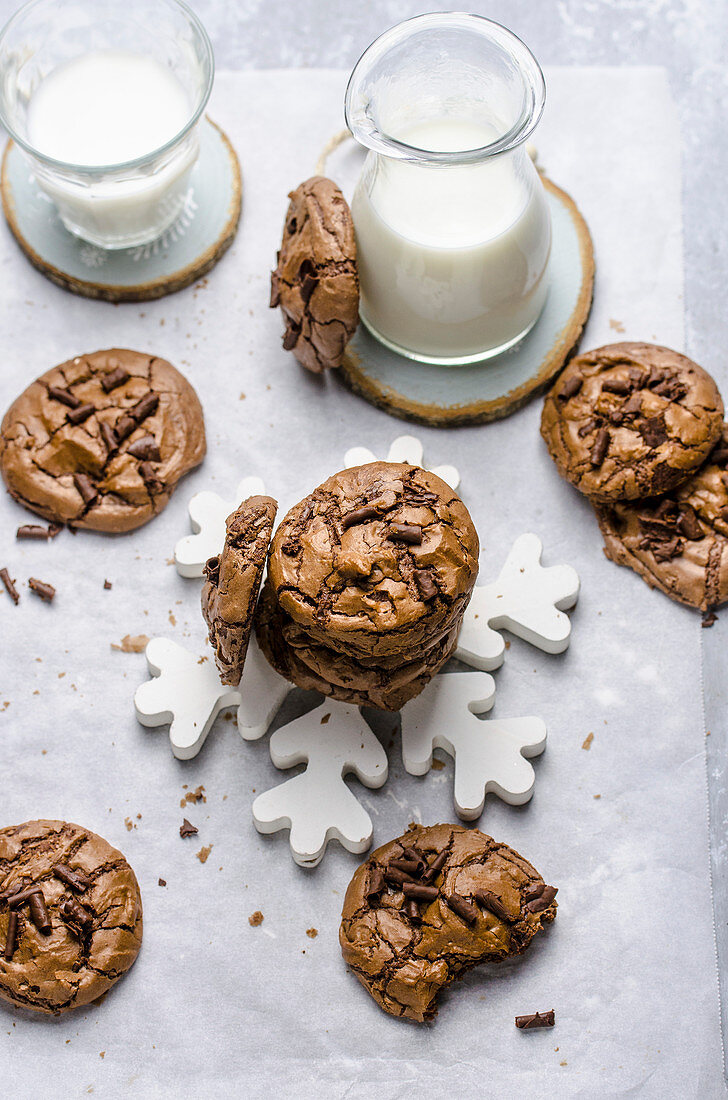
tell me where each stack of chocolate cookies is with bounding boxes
[200,462,479,709]
[257,462,479,710]
[541,342,728,611]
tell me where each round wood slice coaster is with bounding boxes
[1,117,241,303]
[338,177,594,427]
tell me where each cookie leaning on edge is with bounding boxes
[270,176,359,373]
[340,823,557,1023]
[0,349,206,533]
[540,343,724,501]
[595,425,728,611]
[201,495,278,685]
[0,820,143,1014]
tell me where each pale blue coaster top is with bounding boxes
[1,117,241,301]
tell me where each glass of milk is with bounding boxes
[0,0,214,249]
[345,13,551,365]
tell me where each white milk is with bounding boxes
[25,50,198,247]
[351,119,551,362]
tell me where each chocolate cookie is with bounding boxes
[0,820,143,1014]
[595,426,728,610]
[0,349,206,533]
[270,176,359,373]
[540,343,723,501]
[340,824,557,1022]
[255,580,461,710]
[267,462,479,659]
[201,495,278,685]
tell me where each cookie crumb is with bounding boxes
[593,794,601,799]
[111,634,150,653]
[124,817,133,831]
[103,580,112,590]
[158,878,167,887]
[702,611,718,628]
[181,785,206,807]
[99,1052,105,1059]
[582,732,594,750]
[196,845,213,863]
[320,713,331,725]
[609,318,626,333]
[306,927,318,939]
[431,758,446,771]
[248,911,264,927]
[179,819,198,838]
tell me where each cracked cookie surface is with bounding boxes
[339,824,557,1022]
[201,495,278,686]
[0,348,206,532]
[270,176,359,373]
[255,580,462,710]
[540,342,723,501]
[0,820,143,1014]
[595,424,728,610]
[267,462,479,660]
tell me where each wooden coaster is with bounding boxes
[338,177,594,427]
[1,117,241,302]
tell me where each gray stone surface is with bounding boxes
[0,0,726,1081]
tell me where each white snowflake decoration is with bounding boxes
[344,435,460,491]
[252,702,388,867]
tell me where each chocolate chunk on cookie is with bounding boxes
[0,820,143,1014]
[267,462,479,659]
[540,343,723,501]
[201,495,278,685]
[339,824,557,1022]
[595,425,728,610]
[255,580,461,710]
[270,176,359,373]
[0,349,206,533]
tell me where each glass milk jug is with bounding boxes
[345,13,551,365]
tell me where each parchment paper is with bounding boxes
[0,69,723,1097]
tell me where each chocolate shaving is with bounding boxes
[365,866,385,905]
[103,579,112,590]
[384,867,416,888]
[402,883,439,902]
[515,1009,555,1030]
[642,535,683,562]
[3,910,18,960]
[342,504,380,530]
[387,523,423,545]
[622,392,643,415]
[139,461,164,494]
[48,385,81,409]
[590,428,610,466]
[66,403,95,425]
[405,899,422,924]
[28,577,55,602]
[28,891,51,934]
[16,525,52,540]
[702,611,718,628]
[282,320,300,351]
[179,818,198,838]
[601,377,631,395]
[389,859,423,877]
[474,889,513,923]
[60,897,93,932]
[298,259,318,306]
[414,568,438,601]
[73,473,98,505]
[652,377,687,401]
[525,884,558,913]
[52,863,92,893]
[204,556,220,584]
[639,416,668,448]
[127,436,161,462]
[131,392,159,423]
[677,506,702,541]
[654,498,678,520]
[100,366,130,392]
[577,417,598,438]
[1,568,19,605]
[523,882,545,903]
[401,848,427,876]
[444,893,479,924]
[100,421,118,454]
[421,850,448,884]
[558,376,582,401]
[114,415,136,442]
[8,887,43,908]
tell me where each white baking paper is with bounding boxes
[0,69,723,1097]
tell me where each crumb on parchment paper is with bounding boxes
[248,911,264,927]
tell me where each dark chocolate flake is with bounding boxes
[16,525,51,541]
[66,403,95,425]
[702,611,718,628]
[601,377,631,395]
[515,1009,555,1030]
[127,435,161,462]
[444,893,479,924]
[28,577,55,602]
[180,818,198,838]
[342,504,381,530]
[100,366,130,392]
[52,863,92,893]
[131,392,160,423]
[8,887,43,908]
[103,579,112,590]
[73,473,98,505]
[114,415,136,442]
[139,462,164,494]
[558,376,582,401]
[365,866,386,905]
[3,910,18,960]
[387,523,423,545]
[474,889,513,923]
[677,507,703,541]
[60,897,94,932]
[402,883,439,902]
[48,385,81,409]
[28,891,51,934]
[590,427,610,467]
[1,568,20,605]
[414,568,438,601]
[525,884,558,913]
[421,850,448,885]
[100,421,118,454]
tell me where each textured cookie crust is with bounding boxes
[595,425,728,610]
[201,495,278,685]
[340,824,557,1022]
[270,176,359,373]
[255,580,461,710]
[0,349,206,532]
[267,462,479,659]
[540,343,723,501]
[0,820,143,1014]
